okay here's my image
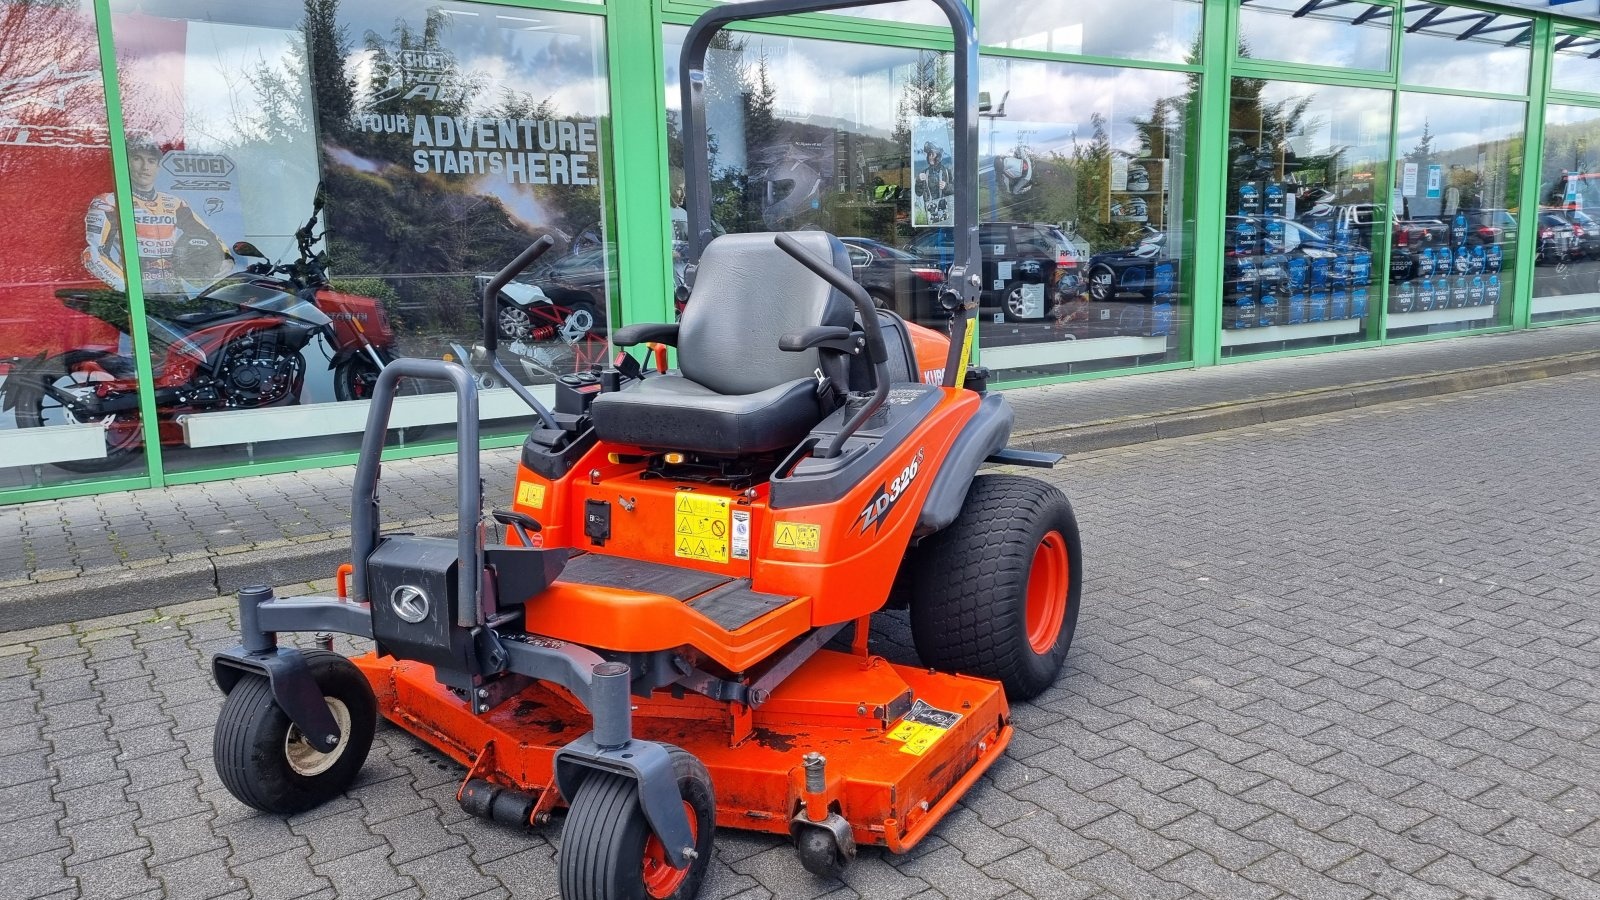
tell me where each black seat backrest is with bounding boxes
[848,309,919,389]
[679,232,855,395]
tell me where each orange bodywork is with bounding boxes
[505,384,980,673]
[356,648,1011,851]
[352,344,1015,853]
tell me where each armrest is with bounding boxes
[779,325,863,354]
[611,322,680,347]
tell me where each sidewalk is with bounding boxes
[3,322,1597,629]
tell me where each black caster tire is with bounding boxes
[213,650,377,814]
[909,474,1083,701]
[559,745,715,900]
[793,824,851,879]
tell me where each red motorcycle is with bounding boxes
[1,195,410,472]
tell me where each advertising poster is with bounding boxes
[319,10,613,362]
[911,115,954,227]
[0,1,122,381]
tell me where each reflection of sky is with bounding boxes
[1400,10,1532,94]
[978,0,1200,64]
[1396,92,1525,159]
[1236,2,1391,71]
[1240,80,1392,175]
[981,58,1189,157]
[1552,37,1600,94]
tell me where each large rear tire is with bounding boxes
[909,474,1082,700]
[559,745,715,900]
[213,650,376,815]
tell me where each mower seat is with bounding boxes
[591,232,855,455]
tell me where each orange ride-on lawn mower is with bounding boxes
[207,2,1082,897]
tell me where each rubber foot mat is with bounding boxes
[688,580,795,631]
[558,554,732,601]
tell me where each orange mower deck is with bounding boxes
[356,647,1011,851]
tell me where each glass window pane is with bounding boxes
[1222,78,1392,355]
[665,30,1194,381]
[977,57,1194,379]
[979,0,1202,65]
[1401,3,1531,94]
[0,0,152,491]
[1531,104,1600,322]
[1551,29,1600,95]
[1387,92,1525,338]
[1237,0,1393,72]
[108,0,614,476]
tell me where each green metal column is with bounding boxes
[93,0,164,487]
[1513,15,1551,332]
[1189,0,1236,367]
[608,0,674,327]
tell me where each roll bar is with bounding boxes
[477,236,560,430]
[679,0,981,389]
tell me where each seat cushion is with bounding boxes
[590,374,822,455]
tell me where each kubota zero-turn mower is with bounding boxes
[208,2,1083,897]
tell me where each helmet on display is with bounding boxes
[996,150,1034,195]
[1131,226,1165,259]
[125,130,163,158]
[923,141,945,162]
[761,155,822,230]
[1125,164,1150,192]
[172,232,226,283]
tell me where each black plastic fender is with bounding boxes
[212,646,344,754]
[913,391,1014,537]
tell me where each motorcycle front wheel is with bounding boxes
[332,350,433,445]
[12,361,144,473]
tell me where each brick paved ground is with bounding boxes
[3,371,1597,898]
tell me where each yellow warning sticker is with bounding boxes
[673,493,730,563]
[772,521,822,553]
[886,700,963,757]
[515,482,547,509]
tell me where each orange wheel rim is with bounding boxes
[1025,531,1069,655]
[642,800,697,898]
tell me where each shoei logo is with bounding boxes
[389,585,430,624]
[857,448,925,535]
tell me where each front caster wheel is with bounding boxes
[909,474,1083,701]
[559,745,715,900]
[793,822,853,879]
[213,650,377,814]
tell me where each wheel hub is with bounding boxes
[1024,531,1069,654]
[285,697,351,776]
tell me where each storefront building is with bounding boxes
[4,0,1599,503]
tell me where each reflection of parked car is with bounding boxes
[1562,208,1600,258]
[903,221,1081,322]
[838,237,946,323]
[1073,226,1179,338]
[1534,211,1577,264]
[1311,203,1446,282]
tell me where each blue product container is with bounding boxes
[1454,244,1470,274]
[1330,289,1349,320]
[1289,292,1308,324]
[1310,257,1330,288]
[1234,293,1257,329]
[1309,291,1328,322]
[1471,275,1486,305]
[1234,218,1259,256]
[1313,218,1333,241]
[1287,256,1308,289]
[1470,244,1487,273]
[1332,255,1351,285]
[1435,246,1452,279]
[1258,291,1279,327]
[1239,182,1260,211]
[1351,287,1369,319]
[1152,301,1173,336]
[1416,247,1435,279]
[1487,244,1503,272]
[1353,252,1372,285]
[1488,274,1501,305]
[1452,275,1469,308]
[1415,279,1433,311]
[1153,263,1175,298]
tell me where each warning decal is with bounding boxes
[886,699,963,757]
[731,510,751,560]
[772,521,822,553]
[515,481,546,509]
[674,493,731,563]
